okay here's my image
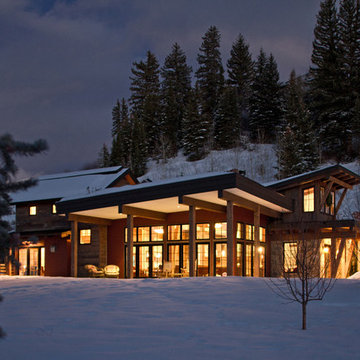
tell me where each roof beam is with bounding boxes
[329,176,353,190]
[68,214,112,226]
[178,195,226,213]
[119,205,167,221]
[219,189,281,218]
[319,180,334,210]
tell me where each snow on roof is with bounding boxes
[11,166,129,203]
[59,170,234,203]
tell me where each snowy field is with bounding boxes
[0,276,359,360]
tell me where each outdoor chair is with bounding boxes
[104,264,120,278]
[84,264,104,278]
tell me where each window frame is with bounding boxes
[80,229,91,245]
[303,187,315,213]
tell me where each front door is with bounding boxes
[18,247,45,276]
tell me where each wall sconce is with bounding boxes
[50,245,56,253]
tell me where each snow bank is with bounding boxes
[0,276,359,359]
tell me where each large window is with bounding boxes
[125,226,164,242]
[80,229,91,244]
[284,242,297,273]
[214,222,227,239]
[168,224,189,241]
[303,187,314,212]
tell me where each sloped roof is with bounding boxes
[265,164,360,191]
[11,166,130,204]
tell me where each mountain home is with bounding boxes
[5,164,360,279]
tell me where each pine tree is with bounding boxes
[277,71,319,179]
[0,134,47,339]
[182,87,207,160]
[98,143,111,168]
[110,98,132,167]
[130,51,161,156]
[214,86,240,149]
[161,43,192,155]
[195,26,225,148]
[309,0,349,160]
[130,113,147,177]
[249,50,282,143]
[227,34,254,130]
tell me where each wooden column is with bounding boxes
[126,214,134,279]
[226,200,234,276]
[253,206,260,277]
[189,205,196,277]
[71,220,78,277]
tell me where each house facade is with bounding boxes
[6,164,360,279]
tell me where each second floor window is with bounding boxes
[80,229,91,244]
[29,206,37,216]
[303,187,314,212]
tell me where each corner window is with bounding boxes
[303,187,314,212]
[80,229,91,244]
[29,206,37,216]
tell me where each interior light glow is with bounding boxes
[258,246,264,254]
[154,228,164,234]
[215,223,222,229]
[221,250,226,257]
[323,247,329,253]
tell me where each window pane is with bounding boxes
[245,244,253,276]
[245,225,253,240]
[124,228,137,243]
[52,204,57,214]
[138,227,150,242]
[182,225,189,240]
[197,244,209,276]
[284,242,297,272]
[196,224,210,239]
[168,225,181,240]
[236,223,243,239]
[168,245,180,273]
[139,246,150,277]
[258,246,265,277]
[29,206,37,216]
[80,229,91,244]
[19,249,28,276]
[215,243,227,276]
[183,245,189,271]
[214,222,227,239]
[236,243,243,276]
[151,226,164,241]
[152,245,163,275]
[260,227,266,242]
[303,187,314,212]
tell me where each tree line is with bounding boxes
[99,0,360,179]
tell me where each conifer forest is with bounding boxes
[99,0,360,179]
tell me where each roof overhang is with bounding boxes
[57,172,292,221]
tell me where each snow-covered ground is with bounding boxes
[0,276,359,360]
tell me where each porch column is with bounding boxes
[226,200,234,276]
[126,214,134,279]
[253,205,260,277]
[189,205,196,277]
[71,220,78,277]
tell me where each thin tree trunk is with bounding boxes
[302,302,307,330]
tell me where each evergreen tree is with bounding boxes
[130,113,147,177]
[110,98,132,167]
[0,134,47,339]
[130,51,161,156]
[182,87,207,160]
[339,0,360,153]
[277,71,319,179]
[214,85,240,149]
[227,34,254,129]
[249,50,282,143]
[195,26,225,148]
[161,43,192,155]
[98,143,111,168]
[309,0,349,160]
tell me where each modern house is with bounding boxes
[6,164,360,279]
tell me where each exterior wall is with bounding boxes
[16,201,69,233]
[107,207,268,278]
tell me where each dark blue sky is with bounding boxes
[0,0,321,176]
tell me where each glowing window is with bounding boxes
[168,225,181,240]
[138,227,150,242]
[80,229,91,244]
[196,223,210,240]
[29,206,37,216]
[245,225,253,240]
[52,204,57,214]
[182,224,189,240]
[151,226,164,241]
[124,228,136,243]
[284,242,297,272]
[236,223,244,239]
[214,222,227,239]
[303,187,314,212]
[259,227,266,242]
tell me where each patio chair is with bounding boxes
[84,264,104,278]
[104,265,120,278]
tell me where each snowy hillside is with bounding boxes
[139,144,278,183]
[0,276,359,359]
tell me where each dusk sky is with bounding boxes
[1,0,321,177]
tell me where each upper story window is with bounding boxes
[80,229,91,244]
[125,226,164,242]
[303,187,314,212]
[214,222,227,239]
[29,206,37,216]
[321,188,335,215]
[52,204,57,214]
